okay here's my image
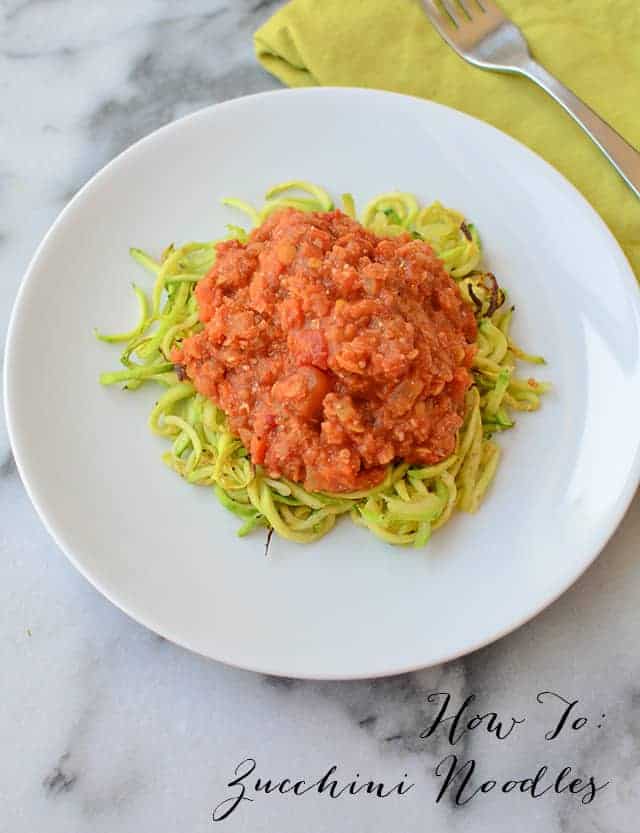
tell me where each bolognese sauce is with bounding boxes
[173,209,477,493]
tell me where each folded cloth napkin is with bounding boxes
[255,0,640,279]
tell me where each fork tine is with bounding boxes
[472,0,506,19]
[421,0,456,31]
[439,0,462,26]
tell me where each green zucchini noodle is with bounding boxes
[97,181,550,548]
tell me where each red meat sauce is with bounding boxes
[172,209,477,493]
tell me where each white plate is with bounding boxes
[5,88,640,679]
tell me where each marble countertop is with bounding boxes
[1,1,638,830]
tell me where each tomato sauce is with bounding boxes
[173,209,477,492]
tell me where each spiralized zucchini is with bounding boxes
[97,181,549,548]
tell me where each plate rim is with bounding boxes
[5,86,640,680]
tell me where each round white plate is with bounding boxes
[5,88,640,679]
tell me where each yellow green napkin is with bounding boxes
[255,0,640,279]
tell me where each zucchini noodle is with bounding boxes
[97,182,550,548]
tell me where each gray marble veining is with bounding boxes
[1,2,638,831]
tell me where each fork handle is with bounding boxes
[521,59,640,199]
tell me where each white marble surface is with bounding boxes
[1,1,639,830]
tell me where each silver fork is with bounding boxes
[421,0,640,199]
